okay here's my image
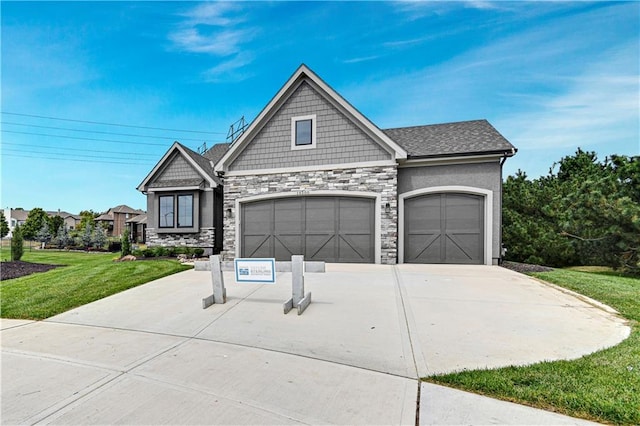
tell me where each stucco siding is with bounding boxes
[229,81,391,171]
[398,161,503,263]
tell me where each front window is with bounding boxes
[295,119,312,146]
[177,195,193,228]
[159,196,174,228]
[291,114,316,150]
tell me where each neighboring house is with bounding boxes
[47,210,81,230]
[2,208,28,238]
[2,208,81,237]
[96,205,145,237]
[140,64,516,264]
[126,213,147,244]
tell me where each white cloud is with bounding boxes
[499,42,639,151]
[168,3,255,56]
[342,55,381,64]
[168,27,254,56]
[179,2,244,26]
[203,52,254,82]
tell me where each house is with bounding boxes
[47,210,81,230]
[137,143,227,251]
[126,213,147,244]
[2,208,81,238]
[96,205,145,237]
[2,208,29,238]
[140,64,516,265]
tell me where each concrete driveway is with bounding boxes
[1,264,628,425]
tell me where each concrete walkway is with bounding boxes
[1,264,628,425]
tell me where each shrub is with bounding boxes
[194,248,205,257]
[121,230,131,257]
[152,246,167,257]
[108,241,122,252]
[141,248,155,258]
[11,224,24,261]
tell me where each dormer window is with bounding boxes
[291,115,316,150]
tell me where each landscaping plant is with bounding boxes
[10,224,23,261]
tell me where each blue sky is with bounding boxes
[1,1,638,214]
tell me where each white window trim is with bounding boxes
[291,114,316,150]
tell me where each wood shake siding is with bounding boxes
[229,82,391,172]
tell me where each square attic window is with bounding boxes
[291,115,316,150]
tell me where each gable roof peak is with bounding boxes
[215,64,407,173]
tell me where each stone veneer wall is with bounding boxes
[146,227,215,254]
[222,165,398,264]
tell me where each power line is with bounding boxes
[1,111,227,135]
[1,130,226,147]
[3,153,153,166]
[1,121,209,142]
[2,142,159,157]
[2,130,170,146]
[3,147,155,162]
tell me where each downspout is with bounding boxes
[498,148,516,264]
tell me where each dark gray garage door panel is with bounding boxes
[405,193,484,264]
[242,196,374,263]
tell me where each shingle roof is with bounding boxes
[203,143,231,166]
[177,142,223,186]
[109,205,144,214]
[383,119,516,158]
[126,213,147,224]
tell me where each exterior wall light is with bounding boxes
[385,202,391,214]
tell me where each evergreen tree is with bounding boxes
[36,222,52,248]
[0,214,9,239]
[55,225,71,249]
[121,226,131,256]
[92,224,107,250]
[81,222,93,249]
[11,224,24,261]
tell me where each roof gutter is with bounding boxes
[500,147,517,166]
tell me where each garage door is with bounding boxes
[241,196,374,263]
[404,193,484,264]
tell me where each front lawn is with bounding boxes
[423,269,640,425]
[1,250,192,320]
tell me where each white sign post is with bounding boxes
[234,258,276,283]
[202,255,226,308]
[284,255,312,315]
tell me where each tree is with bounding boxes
[121,226,131,257]
[54,225,71,249]
[81,222,93,249]
[11,224,24,261]
[77,210,98,234]
[22,208,48,240]
[0,214,9,239]
[48,215,65,236]
[92,224,107,250]
[503,149,640,275]
[36,222,52,248]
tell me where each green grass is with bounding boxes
[1,250,192,320]
[423,269,640,425]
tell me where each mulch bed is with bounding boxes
[501,261,554,273]
[0,261,64,281]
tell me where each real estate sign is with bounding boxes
[234,258,276,283]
